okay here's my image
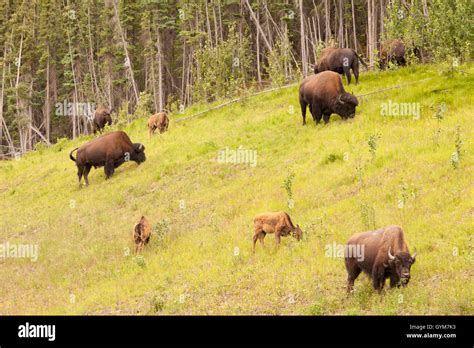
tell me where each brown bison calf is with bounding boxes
[133,216,151,253]
[147,112,169,137]
[253,212,302,252]
[345,225,416,293]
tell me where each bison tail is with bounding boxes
[69,148,79,162]
[353,50,369,69]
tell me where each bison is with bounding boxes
[314,47,368,85]
[380,39,406,69]
[147,112,169,137]
[133,216,152,253]
[93,105,112,133]
[69,130,146,186]
[253,212,302,252]
[345,225,416,293]
[299,71,358,125]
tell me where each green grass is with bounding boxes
[0,64,473,315]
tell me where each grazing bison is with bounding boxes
[133,216,152,253]
[314,47,368,85]
[147,112,169,137]
[345,225,416,293]
[93,105,112,133]
[69,130,146,186]
[380,39,406,69]
[299,71,358,125]
[253,212,302,252]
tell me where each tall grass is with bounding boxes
[0,64,472,315]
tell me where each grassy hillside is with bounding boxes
[0,64,473,315]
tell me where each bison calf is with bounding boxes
[133,216,151,253]
[69,130,146,186]
[147,112,169,137]
[299,71,358,125]
[253,212,302,252]
[345,225,416,293]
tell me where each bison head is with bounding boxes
[388,247,416,286]
[334,93,358,119]
[292,224,303,241]
[132,143,146,164]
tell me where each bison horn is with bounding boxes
[388,247,395,260]
[411,248,417,260]
[139,144,143,150]
[337,94,345,104]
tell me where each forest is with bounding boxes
[0,0,473,320]
[0,0,472,157]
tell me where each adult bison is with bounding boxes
[299,71,358,125]
[345,225,416,293]
[93,105,112,133]
[314,47,368,85]
[380,39,406,69]
[147,112,169,137]
[253,212,302,252]
[69,131,146,186]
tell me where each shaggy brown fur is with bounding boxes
[253,212,302,252]
[133,216,152,253]
[380,39,406,69]
[299,71,358,125]
[314,47,368,85]
[93,105,112,133]
[69,131,145,186]
[345,225,416,293]
[147,112,169,137]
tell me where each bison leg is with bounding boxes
[252,233,259,253]
[352,60,360,85]
[274,231,281,246]
[104,159,115,179]
[311,102,322,124]
[372,265,386,292]
[299,98,307,125]
[323,113,331,124]
[343,66,352,85]
[252,231,266,253]
[83,164,92,186]
[390,274,400,288]
[77,165,85,186]
[345,259,362,293]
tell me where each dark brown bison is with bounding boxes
[380,39,406,69]
[299,71,358,125]
[253,212,302,252]
[93,105,112,133]
[345,225,416,293]
[69,131,146,186]
[147,112,169,137]
[133,216,152,253]
[314,47,368,85]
